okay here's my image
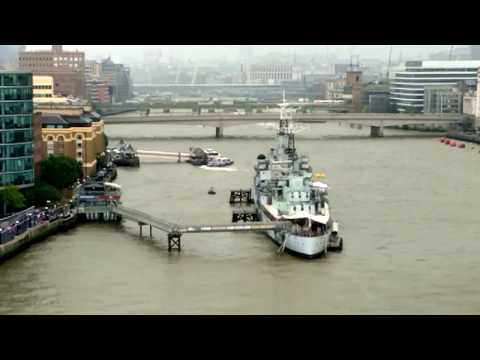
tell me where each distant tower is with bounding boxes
[470,45,480,60]
[346,70,362,112]
[239,45,254,83]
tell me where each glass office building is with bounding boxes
[390,60,480,113]
[0,71,34,188]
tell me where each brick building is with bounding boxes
[18,45,86,99]
[35,104,106,176]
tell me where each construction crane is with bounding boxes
[449,45,455,60]
[386,45,393,80]
[174,65,180,84]
[324,45,331,72]
[191,64,198,85]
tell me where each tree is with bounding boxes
[103,132,109,147]
[40,155,82,190]
[23,182,61,207]
[96,152,108,171]
[1,185,26,215]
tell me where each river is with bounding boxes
[1,122,480,314]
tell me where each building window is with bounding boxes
[47,141,54,155]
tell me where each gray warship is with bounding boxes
[252,94,343,257]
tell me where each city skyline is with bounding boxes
[26,45,454,65]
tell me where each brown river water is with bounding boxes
[1,122,480,314]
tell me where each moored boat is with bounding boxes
[251,93,343,258]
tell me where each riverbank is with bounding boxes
[446,130,480,144]
[0,212,78,264]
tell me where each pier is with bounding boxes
[136,150,191,162]
[111,205,290,252]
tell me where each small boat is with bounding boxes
[207,157,234,167]
[208,187,216,195]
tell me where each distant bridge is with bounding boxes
[134,83,281,89]
[95,100,351,116]
[104,112,463,138]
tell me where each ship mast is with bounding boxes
[277,90,296,156]
[279,90,294,135]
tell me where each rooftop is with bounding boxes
[40,111,102,127]
[406,60,480,69]
[41,113,70,126]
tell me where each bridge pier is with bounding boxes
[150,225,152,239]
[139,222,145,237]
[215,126,224,138]
[370,125,384,138]
[168,232,182,252]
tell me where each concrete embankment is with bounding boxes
[0,215,78,264]
[446,131,480,144]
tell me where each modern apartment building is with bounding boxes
[18,45,86,99]
[86,79,111,104]
[100,58,132,103]
[423,86,463,114]
[0,71,34,188]
[390,60,480,112]
[326,78,346,100]
[462,69,480,130]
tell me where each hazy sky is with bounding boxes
[27,45,453,64]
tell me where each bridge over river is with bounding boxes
[103,112,464,138]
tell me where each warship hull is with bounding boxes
[260,211,328,258]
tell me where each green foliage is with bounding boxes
[24,182,61,207]
[40,155,82,190]
[1,185,26,210]
[96,152,108,171]
[103,132,109,147]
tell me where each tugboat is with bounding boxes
[188,147,234,167]
[252,92,343,258]
[207,156,234,167]
[208,187,216,195]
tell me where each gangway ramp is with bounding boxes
[178,222,290,234]
[111,205,290,251]
[113,205,177,233]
